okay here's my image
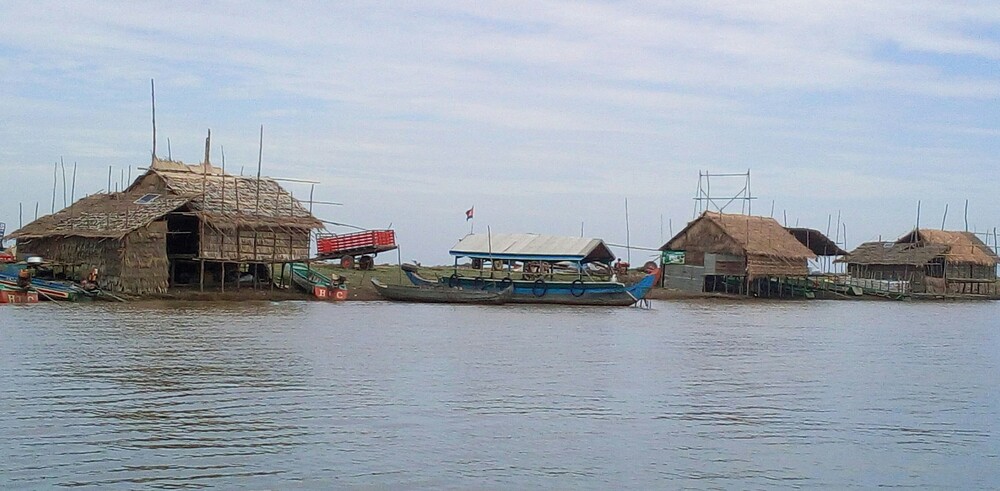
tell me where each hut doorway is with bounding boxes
[166,211,200,256]
[166,210,201,286]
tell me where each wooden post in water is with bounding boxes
[220,147,226,293]
[253,125,263,289]
[199,130,210,293]
[307,184,315,278]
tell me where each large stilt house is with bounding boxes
[6,158,321,295]
[659,211,817,295]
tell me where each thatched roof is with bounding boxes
[6,192,190,240]
[844,229,997,266]
[901,230,997,265]
[786,228,848,256]
[140,159,321,230]
[6,158,322,241]
[662,211,816,260]
[839,241,949,266]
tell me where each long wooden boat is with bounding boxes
[403,267,658,306]
[0,273,81,301]
[371,278,512,304]
[0,284,40,304]
[289,263,348,300]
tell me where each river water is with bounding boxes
[1,300,998,489]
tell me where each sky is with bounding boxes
[1,1,998,264]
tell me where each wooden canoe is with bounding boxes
[371,278,512,304]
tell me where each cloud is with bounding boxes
[1,1,999,261]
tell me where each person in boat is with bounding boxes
[17,267,31,290]
[79,268,100,291]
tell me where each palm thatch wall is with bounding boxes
[200,226,310,262]
[121,221,170,294]
[15,220,169,294]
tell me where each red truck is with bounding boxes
[316,229,397,269]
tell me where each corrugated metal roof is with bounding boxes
[449,233,615,263]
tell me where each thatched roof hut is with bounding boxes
[841,229,997,293]
[6,158,322,294]
[661,211,816,277]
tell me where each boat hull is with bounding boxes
[404,270,656,306]
[0,287,39,304]
[372,278,511,304]
[0,277,78,301]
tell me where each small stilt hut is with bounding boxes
[841,229,998,295]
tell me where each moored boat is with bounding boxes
[405,233,658,306]
[404,268,656,306]
[371,277,512,304]
[0,263,84,301]
[290,262,349,300]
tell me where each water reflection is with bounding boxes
[1,300,998,488]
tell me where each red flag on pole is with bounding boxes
[466,207,474,221]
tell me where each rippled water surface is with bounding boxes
[1,300,998,489]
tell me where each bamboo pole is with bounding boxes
[51,162,58,213]
[151,78,156,159]
[70,162,77,205]
[60,157,68,208]
[964,199,969,232]
[625,197,631,264]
